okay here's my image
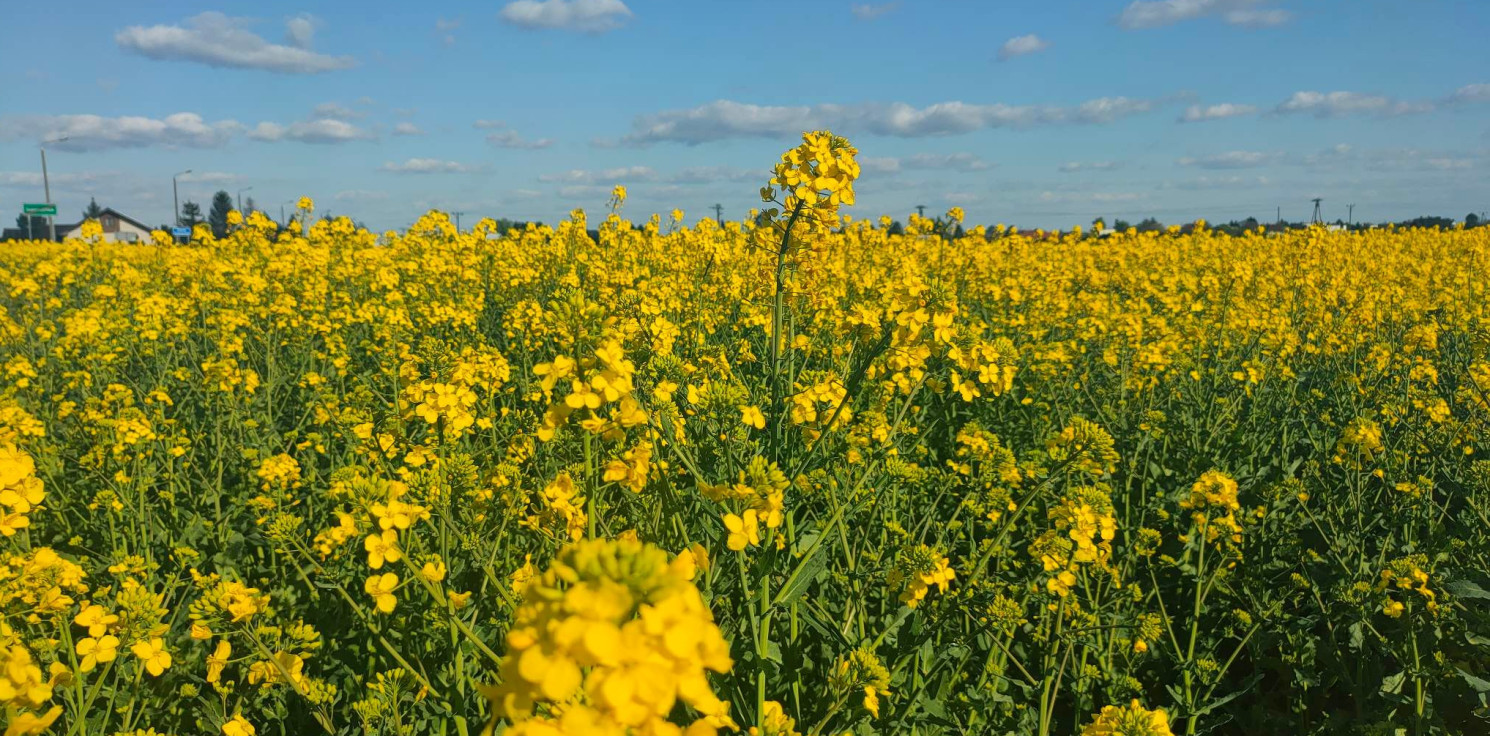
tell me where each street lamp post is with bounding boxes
[237,186,254,213]
[173,170,192,231]
[40,136,69,241]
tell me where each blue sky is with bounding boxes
[2,0,1487,231]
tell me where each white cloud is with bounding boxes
[436,17,461,45]
[285,14,316,48]
[1176,150,1281,169]
[248,118,375,144]
[858,157,900,174]
[1421,158,1474,170]
[540,166,658,184]
[499,0,632,33]
[664,166,759,184]
[556,185,605,199]
[379,158,482,174]
[392,122,424,136]
[335,190,390,201]
[0,112,240,151]
[311,102,362,121]
[851,3,898,20]
[1448,83,1490,104]
[1223,8,1291,27]
[486,130,555,149]
[177,171,241,184]
[1058,161,1120,172]
[862,153,992,174]
[473,119,506,129]
[1071,97,1156,123]
[1180,103,1258,122]
[1117,0,1291,30]
[115,12,354,74]
[1275,91,1432,118]
[1039,190,1147,204]
[617,97,1158,145]
[0,171,114,188]
[998,34,1051,61]
[1157,175,1271,190]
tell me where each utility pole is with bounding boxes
[1276,206,1281,225]
[1311,198,1323,225]
[916,204,926,218]
[173,170,192,229]
[713,203,724,225]
[451,211,464,231]
[40,136,69,241]
[237,186,254,212]
[1347,203,1354,226]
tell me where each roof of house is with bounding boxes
[98,208,155,232]
[53,208,155,239]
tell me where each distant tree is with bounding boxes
[1397,216,1453,229]
[178,201,204,228]
[209,190,233,237]
[244,196,258,215]
[1136,217,1162,232]
[14,214,49,239]
[887,220,905,236]
[1112,219,1131,231]
[83,197,105,220]
[1467,213,1481,228]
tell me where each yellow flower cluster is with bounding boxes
[1378,555,1438,617]
[1030,485,1118,597]
[762,130,861,227]
[0,444,44,536]
[535,341,647,442]
[1080,700,1173,736]
[1179,470,1244,545]
[484,538,735,735]
[0,639,65,735]
[888,545,956,608]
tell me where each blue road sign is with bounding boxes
[171,227,191,238]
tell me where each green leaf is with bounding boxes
[773,542,829,607]
[1380,670,1407,695]
[1459,668,1490,693]
[1445,579,1490,601]
[919,697,947,718]
[1349,622,1364,650]
[1192,674,1262,717]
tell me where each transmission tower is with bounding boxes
[1347,204,1354,226]
[916,204,926,218]
[1310,198,1323,225]
[451,211,464,231]
[713,203,724,225]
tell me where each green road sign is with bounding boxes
[22,203,57,216]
